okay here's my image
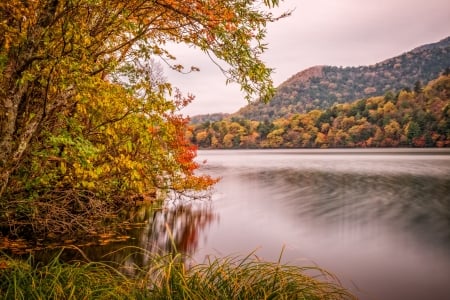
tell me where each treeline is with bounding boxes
[188,75,450,148]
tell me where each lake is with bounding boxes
[34,148,450,299]
[191,149,450,300]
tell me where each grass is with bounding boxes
[0,251,149,299]
[0,248,356,300]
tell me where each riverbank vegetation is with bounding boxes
[0,250,355,300]
[1,2,353,298]
[189,74,450,148]
[0,0,287,238]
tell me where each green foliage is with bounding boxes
[189,75,450,148]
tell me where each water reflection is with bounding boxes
[194,149,450,300]
[33,199,218,273]
[239,169,450,246]
[16,149,450,300]
[148,201,217,255]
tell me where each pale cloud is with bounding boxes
[165,0,450,116]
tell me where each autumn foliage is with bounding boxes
[189,75,450,149]
[0,0,281,236]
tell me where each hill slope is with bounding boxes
[188,74,450,148]
[232,36,450,121]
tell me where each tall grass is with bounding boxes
[0,251,149,299]
[0,249,356,300]
[141,251,356,300]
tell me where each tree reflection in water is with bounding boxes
[150,202,217,255]
[31,197,218,274]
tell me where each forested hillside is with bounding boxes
[190,113,230,124]
[198,36,449,122]
[188,75,450,148]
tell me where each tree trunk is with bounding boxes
[0,71,43,198]
[0,3,60,199]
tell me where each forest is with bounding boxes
[189,74,450,148]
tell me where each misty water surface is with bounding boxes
[192,149,450,300]
[36,149,450,300]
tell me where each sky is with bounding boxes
[164,0,450,117]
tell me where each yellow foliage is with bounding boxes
[0,0,285,200]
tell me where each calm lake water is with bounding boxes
[191,149,450,300]
[34,148,450,300]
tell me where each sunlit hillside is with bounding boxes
[189,74,450,148]
[190,36,450,123]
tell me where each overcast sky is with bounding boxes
[165,0,450,116]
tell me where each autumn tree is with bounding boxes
[0,0,286,235]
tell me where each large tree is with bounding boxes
[0,0,287,235]
[0,0,285,197]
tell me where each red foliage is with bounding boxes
[412,136,426,147]
[165,93,218,190]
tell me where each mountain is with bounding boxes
[188,74,450,148]
[227,36,450,121]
